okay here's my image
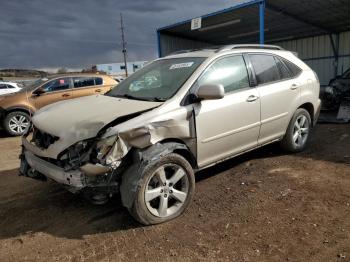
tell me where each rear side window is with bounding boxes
[274,56,291,80]
[249,54,280,85]
[95,77,103,85]
[197,55,250,93]
[281,58,302,77]
[0,84,7,89]
[73,77,103,88]
[73,77,95,88]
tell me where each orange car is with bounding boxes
[0,74,117,136]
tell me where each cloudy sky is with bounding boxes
[0,0,240,71]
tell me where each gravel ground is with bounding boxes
[0,124,349,262]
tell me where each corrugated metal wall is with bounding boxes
[339,31,350,77]
[275,31,350,85]
[160,34,212,56]
[159,30,350,86]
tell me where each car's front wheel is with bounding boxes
[129,153,195,225]
[280,108,311,152]
[3,111,31,136]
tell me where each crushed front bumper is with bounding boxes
[21,149,86,189]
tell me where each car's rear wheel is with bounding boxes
[280,108,311,152]
[4,111,31,136]
[129,153,195,225]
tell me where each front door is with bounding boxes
[33,77,73,109]
[194,55,261,168]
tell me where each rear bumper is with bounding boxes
[22,149,86,189]
[314,99,321,126]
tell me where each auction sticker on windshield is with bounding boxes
[169,62,194,70]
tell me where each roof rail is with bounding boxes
[167,49,197,56]
[216,44,284,52]
[167,47,219,56]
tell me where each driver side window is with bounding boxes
[42,78,71,92]
[197,55,250,93]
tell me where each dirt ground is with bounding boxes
[0,124,349,262]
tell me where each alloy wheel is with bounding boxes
[8,115,30,134]
[292,114,309,147]
[144,164,189,218]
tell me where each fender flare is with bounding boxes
[119,142,189,209]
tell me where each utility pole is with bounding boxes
[120,13,128,77]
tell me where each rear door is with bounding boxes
[33,77,73,109]
[194,55,261,167]
[248,54,301,144]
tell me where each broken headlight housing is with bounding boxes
[96,136,117,162]
[95,135,129,168]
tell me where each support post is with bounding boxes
[335,33,340,77]
[157,30,162,57]
[120,13,128,77]
[329,33,340,78]
[259,0,265,45]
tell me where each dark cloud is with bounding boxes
[0,0,236,70]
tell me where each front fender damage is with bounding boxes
[93,107,197,208]
[101,107,196,171]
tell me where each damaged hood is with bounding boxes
[32,95,162,141]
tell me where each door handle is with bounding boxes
[95,89,102,93]
[62,93,70,97]
[246,95,259,102]
[290,84,298,90]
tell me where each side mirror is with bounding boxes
[196,84,225,100]
[33,88,46,96]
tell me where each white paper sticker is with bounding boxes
[191,17,202,30]
[169,62,194,70]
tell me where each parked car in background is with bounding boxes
[113,76,125,83]
[0,74,117,136]
[0,82,22,96]
[322,67,350,110]
[19,45,320,225]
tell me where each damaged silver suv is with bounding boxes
[20,45,321,225]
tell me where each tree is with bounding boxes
[56,67,67,74]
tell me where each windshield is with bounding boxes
[106,57,205,101]
[22,78,48,91]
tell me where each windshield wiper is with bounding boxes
[150,97,166,102]
[114,94,165,102]
[114,94,149,101]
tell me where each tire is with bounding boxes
[280,108,311,153]
[3,111,31,136]
[129,153,195,225]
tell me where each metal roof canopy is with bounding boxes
[157,0,350,58]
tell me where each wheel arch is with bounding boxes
[120,140,197,209]
[5,106,34,116]
[297,102,314,126]
[158,138,198,169]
